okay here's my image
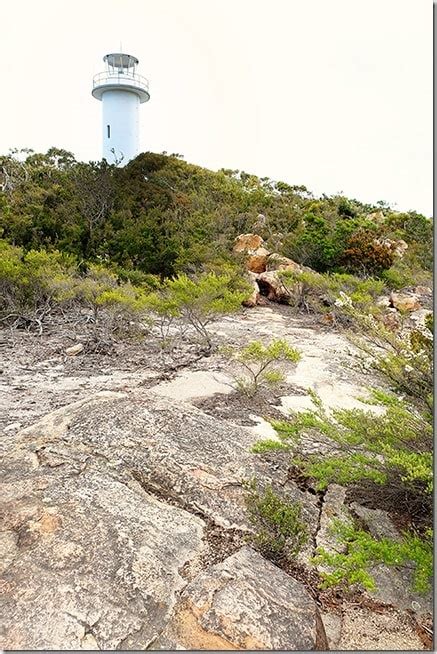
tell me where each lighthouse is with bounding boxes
[92,53,150,166]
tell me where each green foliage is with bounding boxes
[279,268,384,318]
[243,480,308,561]
[349,313,433,412]
[313,520,433,594]
[221,338,300,396]
[256,389,432,499]
[0,239,77,315]
[0,239,148,341]
[1,149,431,284]
[143,271,250,350]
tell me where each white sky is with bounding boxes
[1,0,432,215]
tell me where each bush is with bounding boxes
[313,520,433,594]
[244,480,308,562]
[0,240,77,323]
[221,338,301,397]
[143,271,251,351]
[278,268,385,320]
[341,229,395,276]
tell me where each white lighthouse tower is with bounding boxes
[92,53,150,166]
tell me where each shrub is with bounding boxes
[221,338,301,397]
[313,520,433,594]
[278,268,384,320]
[143,271,251,351]
[0,240,77,324]
[255,389,432,502]
[341,229,395,276]
[244,480,308,561]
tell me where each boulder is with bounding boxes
[316,485,352,561]
[242,272,261,307]
[247,246,270,273]
[393,239,408,258]
[367,210,385,223]
[381,310,401,332]
[156,546,327,650]
[257,270,300,303]
[408,308,433,330]
[266,253,302,273]
[375,238,408,258]
[233,233,265,254]
[0,391,320,649]
[376,295,391,309]
[389,291,421,313]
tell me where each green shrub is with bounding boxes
[221,338,300,397]
[313,520,433,594]
[244,480,308,561]
[278,268,384,319]
[255,389,432,498]
[0,239,77,317]
[143,271,251,351]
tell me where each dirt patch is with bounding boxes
[193,384,306,426]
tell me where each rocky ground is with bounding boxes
[0,304,433,650]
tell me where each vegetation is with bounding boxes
[0,148,432,283]
[252,294,433,594]
[0,238,249,353]
[278,268,385,320]
[244,479,308,562]
[142,270,250,352]
[221,338,301,396]
[314,520,433,594]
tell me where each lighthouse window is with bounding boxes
[107,125,111,138]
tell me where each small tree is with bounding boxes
[74,264,145,343]
[143,271,251,352]
[221,338,301,397]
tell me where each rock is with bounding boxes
[156,546,326,650]
[409,308,433,329]
[233,233,265,254]
[367,210,385,223]
[242,272,261,307]
[4,422,22,433]
[375,238,408,258]
[247,246,270,273]
[369,564,433,617]
[266,253,302,272]
[320,611,342,650]
[257,270,299,303]
[389,292,421,313]
[316,484,352,559]
[376,295,391,308]
[350,503,401,542]
[0,391,320,649]
[381,310,401,331]
[414,285,432,296]
[65,343,84,357]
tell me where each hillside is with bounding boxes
[0,149,433,651]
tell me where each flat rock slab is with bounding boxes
[0,390,319,650]
[156,546,326,650]
[152,369,233,401]
[1,442,205,649]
